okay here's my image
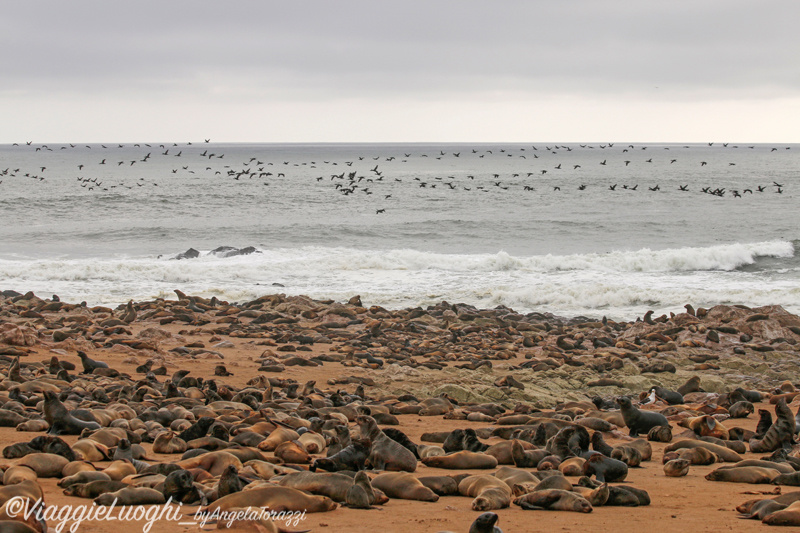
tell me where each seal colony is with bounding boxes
[2,291,800,531]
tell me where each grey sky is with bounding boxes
[2,1,798,142]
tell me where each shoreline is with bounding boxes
[1,290,800,531]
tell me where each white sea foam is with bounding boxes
[0,240,796,319]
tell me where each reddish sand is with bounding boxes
[0,320,788,533]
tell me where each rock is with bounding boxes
[173,248,200,260]
[0,324,38,346]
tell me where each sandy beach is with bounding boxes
[2,290,800,532]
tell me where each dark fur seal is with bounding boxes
[749,399,796,453]
[161,469,202,503]
[755,409,773,439]
[617,396,669,437]
[591,432,614,456]
[728,401,754,419]
[583,453,628,482]
[382,428,420,459]
[647,424,673,442]
[76,351,108,373]
[312,437,370,473]
[178,416,215,442]
[43,391,100,435]
[511,439,548,468]
[469,512,503,533]
[650,386,684,405]
[357,415,417,472]
[217,464,244,497]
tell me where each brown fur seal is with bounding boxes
[763,501,800,526]
[590,432,614,456]
[153,431,188,454]
[647,424,673,442]
[43,391,100,435]
[511,439,548,468]
[773,472,800,486]
[514,475,573,496]
[201,486,337,513]
[682,415,730,439]
[63,480,128,498]
[469,512,503,533]
[371,472,438,502]
[750,399,796,453]
[0,480,43,507]
[729,401,754,419]
[0,522,38,533]
[357,415,417,472]
[485,440,535,465]
[76,350,109,373]
[161,469,202,504]
[217,465,245,498]
[665,439,742,462]
[422,450,498,470]
[611,446,643,467]
[2,466,37,485]
[572,482,610,506]
[663,459,690,477]
[17,453,69,478]
[514,489,592,512]
[346,471,377,509]
[311,438,370,473]
[493,466,538,490]
[58,470,111,488]
[418,476,460,496]
[705,466,781,484]
[732,460,794,474]
[458,475,512,511]
[670,447,718,465]
[278,471,358,503]
[274,440,311,464]
[738,499,787,520]
[583,454,628,482]
[176,451,242,476]
[101,460,138,481]
[617,396,670,437]
[558,456,586,476]
[94,487,166,506]
[61,461,96,477]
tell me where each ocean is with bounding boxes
[0,141,797,320]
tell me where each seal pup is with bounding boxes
[469,512,503,533]
[217,464,244,497]
[663,459,690,477]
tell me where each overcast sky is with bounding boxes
[2,1,798,143]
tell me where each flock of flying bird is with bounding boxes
[0,140,793,214]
